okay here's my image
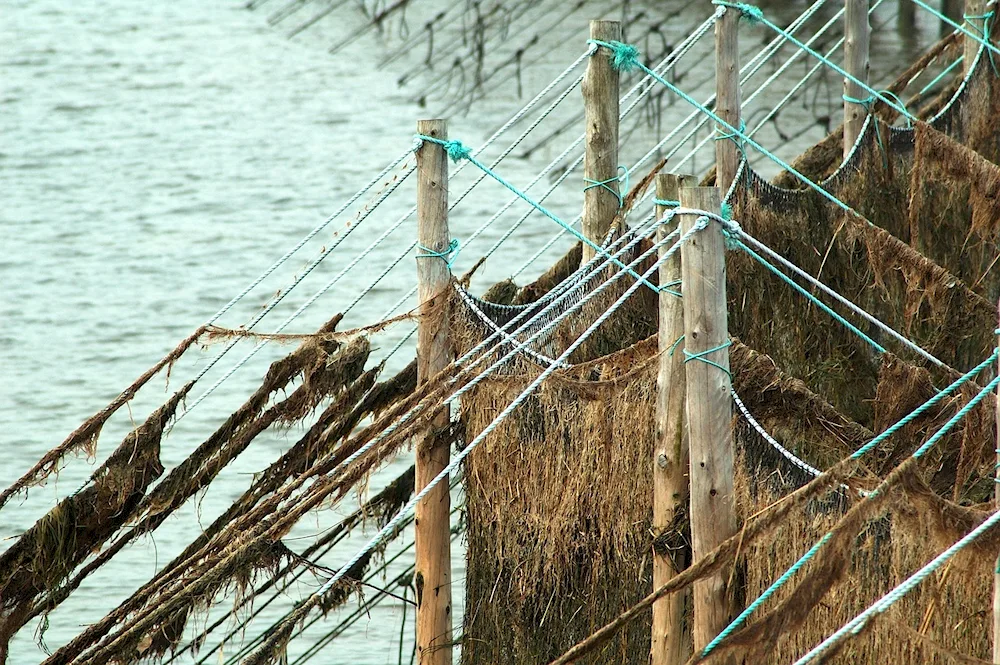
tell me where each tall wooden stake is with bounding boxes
[844,0,871,159]
[652,175,692,665]
[414,118,453,665]
[679,185,738,655]
[898,0,916,33]
[943,0,963,37]
[581,19,621,265]
[715,5,741,193]
[965,0,987,71]
[994,298,1000,665]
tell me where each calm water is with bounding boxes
[1,1,943,662]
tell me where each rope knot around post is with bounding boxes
[416,238,460,267]
[413,134,472,163]
[712,0,763,24]
[682,340,734,378]
[583,165,629,208]
[585,38,641,72]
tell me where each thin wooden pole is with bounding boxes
[844,0,872,159]
[652,175,692,665]
[715,5,741,193]
[678,185,738,656]
[581,19,621,265]
[414,118,453,665]
[994,298,1000,665]
[898,0,916,33]
[942,0,963,37]
[965,0,987,71]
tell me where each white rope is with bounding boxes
[731,389,824,478]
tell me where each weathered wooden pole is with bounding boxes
[652,174,692,665]
[581,19,622,265]
[414,119,453,665]
[844,0,872,158]
[715,4,741,193]
[994,298,1000,665]
[942,0,963,37]
[898,0,916,33]
[678,185,738,655]
[964,0,987,70]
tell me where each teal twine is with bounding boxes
[702,533,833,657]
[712,1,914,122]
[719,202,742,250]
[918,56,964,97]
[736,239,885,354]
[583,39,861,216]
[708,354,999,658]
[842,94,889,169]
[661,279,682,298]
[911,0,1000,58]
[668,334,685,356]
[410,133,659,292]
[588,38,640,71]
[964,11,999,75]
[654,198,681,207]
[416,238,460,266]
[714,118,748,156]
[683,340,732,378]
[583,165,629,208]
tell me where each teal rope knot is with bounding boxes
[964,11,999,75]
[413,134,472,163]
[715,119,747,156]
[416,238,460,266]
[712,0,763,23]
[683,340,733,378]
[584,165,629,208]
[661,280,683,298]
[653,198,680,207]
[586,39,641,72]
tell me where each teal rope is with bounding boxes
[702,533,833,657]
[683,340,732,378]
[415,238,460,267]
[735,240,886,354]
[713,2,916,122]
[654,198,681,208]
[668,334,685,356]
[585,39,860,216]
[661,279,682,298]
[911,0,1000,57]
[918,56,964,96]
[964,11,999,75]
[707,351,999,657]
[714,118,748,157]
[584,165,629,208]
[413,134,659,292]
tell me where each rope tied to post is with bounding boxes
[712,0,763,24]
[586,39,641,72]
[413,134,472,162]
[714,119,748,158]
[583,165,629,208]
[416,238,460,266]
[683,340,733,379]
[963,10,999,75]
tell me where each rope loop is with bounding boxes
[416,238,460,266]
[586,39,641,72]
[413,134,472,163]
[583,165,629,208]
[661,280,683,298]
[653,198,681,207]
[712,0,763,24]
[683,339,733,378]
[714,118,748,157]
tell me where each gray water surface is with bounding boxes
[1,1,946,662]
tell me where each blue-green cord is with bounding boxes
[415,238,460,267]
[715,118,748,156]
[683,340,733,378]
[736,240,886,354]
[413,134,661,292]
[702,533,833,657]
[912,0,1000,58]
[712,2,916,122]
[964,11,999,76]
[918,56,964,97]
[654,199,681,208]
[706,352,1000,657]
[842,94,890,169]
[661,279,682,298]
[585,39,860,216]
[668,334,685,356]
[584,165,629,208]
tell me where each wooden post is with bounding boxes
[652,175,692,665]
[414,119,453,665]
[715,4,741,193]
[844,0,871,159]
[678,185,738,655]
[898,0,916,33]
[964,0,987,71]
[581,19,621,265]
[994,299,1000,665]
